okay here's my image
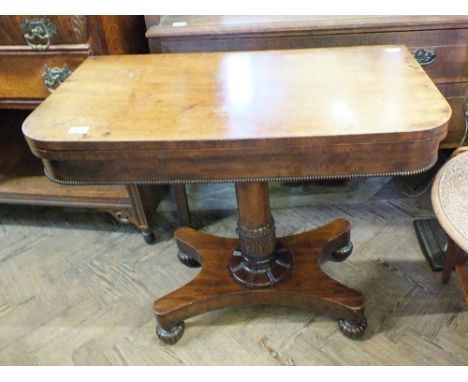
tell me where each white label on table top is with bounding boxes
[385,47,401,53]
[172,21,187,27]
[68,126,90,134]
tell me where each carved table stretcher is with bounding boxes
[22,45,451,344]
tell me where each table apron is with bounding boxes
[39,138,442,184]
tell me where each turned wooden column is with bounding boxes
[229,182,292,288]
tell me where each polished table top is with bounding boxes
[23,45,451,184]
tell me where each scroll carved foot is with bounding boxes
[338,316,367,338]
[156,322,185,344]
[177,251,201,268]
[331,241,353,262]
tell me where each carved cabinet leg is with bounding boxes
[103,185,192,244]
[103,185,167,244]
[127,185,167,243]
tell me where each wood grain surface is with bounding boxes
[155,220,364,329]
[145,16,467,149]
[23,45,450,148]
[146,15,468,37]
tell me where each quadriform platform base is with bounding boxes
[22,46,451,344]
[155,182,366,344]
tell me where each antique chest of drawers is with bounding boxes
[0,16,170,242]
[1,16,148,108]
[145,15,468,148]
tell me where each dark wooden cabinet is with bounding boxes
[1,16,148,108]
[0,16,89,46]
[0,16,165,242]
[145,15,468,148]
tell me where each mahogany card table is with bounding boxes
[23,45,451,344]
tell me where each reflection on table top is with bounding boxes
[23,45,450,152]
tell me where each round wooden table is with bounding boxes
[432,151,468,301]
[432,151,468,253]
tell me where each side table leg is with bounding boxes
[125,184,167,244]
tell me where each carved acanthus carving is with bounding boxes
[236,218,276,260]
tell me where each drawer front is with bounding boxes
[411,45,468,84]
[0,53,87,107]
[0,16,88,48]
[437,83,468,147]
[156,28,468,84]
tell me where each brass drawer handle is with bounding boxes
[42,64,72,92]
[413,48,437,66]
[21,17,57,50]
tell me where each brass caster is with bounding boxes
[177,251,201,268]
[331,241,353,262]
[156,322,185,345]
[338,316,367,338]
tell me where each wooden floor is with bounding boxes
[0,178,467,365]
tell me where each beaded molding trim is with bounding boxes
[44,157,437,186]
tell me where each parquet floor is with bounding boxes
[0,178,467,365]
